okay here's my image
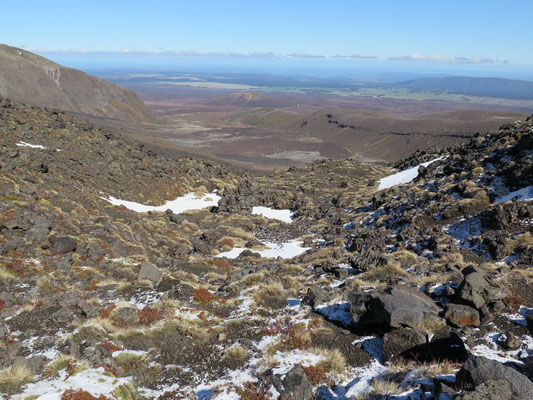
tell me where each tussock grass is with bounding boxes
[253,282,285,307]
[224,345,249,362]
[362,263,407,281]
[241,272,267,286]
[0,366,35,393]
[370,377,403,396]
[311,347,346,374]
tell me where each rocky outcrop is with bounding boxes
[457,356,533,400]
[345,285,445,331]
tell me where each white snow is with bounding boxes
[13,368,133,400]
[252,206,293,223]
[16,141,46,149]
[215,239,309,259]
[271,349,325,375]
[101,191,221,214]
[495,185,533,203]
[378,157,443,190]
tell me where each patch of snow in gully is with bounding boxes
[495,185,533,203]
[101,192,221,214]
[378,157,444,190]
[252,206,293,223]
[216,239,309,259]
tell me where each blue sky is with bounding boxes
[3,1,533,76]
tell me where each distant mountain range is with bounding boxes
[395,76,533,100]
[0,44,155,122]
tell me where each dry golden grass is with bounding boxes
[416,314,447,334]
[224,345,249,362]
[241,272,267,286]
[0,366,35,393]
[204,272,227,282]
[311,347,346,374]
[437,252,464,264]
[370,378,403,396]
[253,282,285,306]
[362,263,407,281]
[391,250,418,266]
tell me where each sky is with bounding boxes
[3,1,533,78]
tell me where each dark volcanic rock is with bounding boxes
[457,356,533,400]
[456,269,511,310]
[49,234,77,254]
[428,329,468,362]
[137,262,163,284]
[345,285,444,331]
[302,287,334,308]
[444,303,481,327]
[382,328,427,362]
[269,366,313,400]
[457,379,513,400]
[348,249,389,272]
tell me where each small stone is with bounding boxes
[498,332,520,350]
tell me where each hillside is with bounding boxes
[0,95,532,399]
[396,76,533,100]
[0,44,155,122]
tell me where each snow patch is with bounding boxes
[13,368,133,400]
[378,157,443,190]
[495,185,533,203]
[215,239,309,259]
[16,141,46,149]
[252,206,293,223]
[101,191,221,214]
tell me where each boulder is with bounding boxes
[444,304,481,327]
[345,285,444,331]
[382,328,427,362]
[137,262,163,284]
[457,356,533,400]
[526,315,533,335]
[270,366,313,400]
[428,329,468,362]
[457,379,513,400]
[456,269,511,309]
[49,234,77,254]
[302,287,334,308]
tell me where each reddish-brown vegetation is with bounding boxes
[192,288,219,306]
[61,389,111,400]
[138,306,162,325]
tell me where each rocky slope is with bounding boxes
[0,95,532,399]
[0,44,155,122]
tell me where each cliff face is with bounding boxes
[0,44,155,122]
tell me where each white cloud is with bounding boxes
[388,53,508,64]
[331,53,378,59]
[287,51,326,58]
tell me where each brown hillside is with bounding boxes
[0,44,155,122]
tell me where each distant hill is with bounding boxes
[0,44,155,122]
[395,76,533,100]
[209,92,286,108]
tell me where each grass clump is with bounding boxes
[362,263,407,281]
[224,345,249,362]
[0,366,35,394]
